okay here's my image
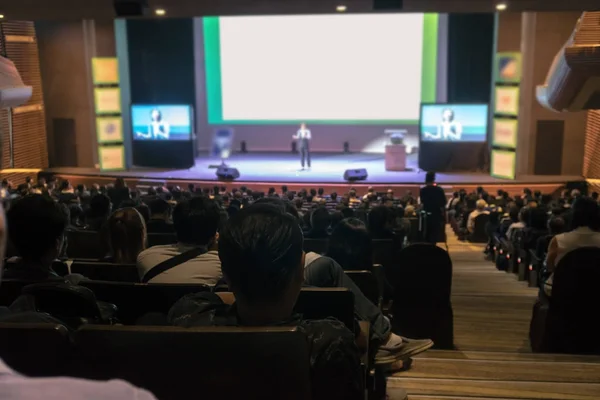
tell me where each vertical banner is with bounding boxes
[490,52,521,180]
[92,57,125,171]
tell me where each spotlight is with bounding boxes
[0,15,4,19]
[336,5,347,12]
[496,3,507,11]
[155,8,166,15]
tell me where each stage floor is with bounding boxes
[44,152,581,186]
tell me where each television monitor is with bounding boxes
[420,103,489,143]
[131,105,193,141]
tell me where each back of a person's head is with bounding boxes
[523,188,532,196]
[548,216,566,235]
[331,192,338,200]
[529,207,548,230]
[68,203,84,225]
[310,188,317,196]
[405,205,416,217]
[571,196,600,230]
[254,197,299,220]
[89,193,112,218]
[508,205,520,222]
[340,207,354,219]
[465,196,477,210]
[425,171,436,184]
[519,207,531,225]
[268,187,276,195]
[368,205,392,233]
[327,218,372,270]
[219,204,303,305]
[475,199,487,211]
[7,194,66,261]
[592,192,599,201]
[108,208,146,264]
[310,207,330,231]
[281,185,288,193]
[148,197,170,216]
[173,197,220,245]
[318,188,324,196]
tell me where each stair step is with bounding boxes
[388,378,600,399]
[416,350,600,363]
[394,358,600,383]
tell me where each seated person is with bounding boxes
[146,197,174,234]
[535,216,565,260]
[522,207,549,251]
[0,202,157,399]
[137,197,221,284]
[5,195,70,281]
[368,206,396,239]
[169,204,365,400]
[105,208,147,264]
[304,207,330,239]
[326,218,372,271]
[545,197,600,296]
[467,199,489,233]
[506,206,529,240]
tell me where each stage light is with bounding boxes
[496,3,507,11]
[0,15,5,19]
[155,8,166,15]
[336,5,347,12]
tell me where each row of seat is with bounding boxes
[0,323,313,400]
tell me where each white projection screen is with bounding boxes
[203,14,440,125]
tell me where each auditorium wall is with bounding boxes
[36,19,116,168]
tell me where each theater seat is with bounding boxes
[79,281,210,324]
[72,325,311,400]
[537,12,600,112]
[0,323,73,377]
[70,261,139,282]
[295,288,355,332]
[66,230,107,259]
[345,269,382,308]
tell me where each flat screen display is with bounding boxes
[131,105,193,141]
[420,103,489,143]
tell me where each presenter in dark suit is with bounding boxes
[292,123,312,170]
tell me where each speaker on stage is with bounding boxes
[216,166,240,180]
[344,169,368,181]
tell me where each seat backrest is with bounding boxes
[0,279,38,306]
[470,213,491,243]
[73,325,311,400]
[0,323,72,376]
[22,282,103,326]
[295,288,354,331]
[547,247,600,354]
[147,233,178,247]
[407,218,420,242]
[344,270,381,307]
[70,262,139,283]
[66,230,106,259]
[79,280,210,324]
[303,238,329,255]
[372,238,399,270]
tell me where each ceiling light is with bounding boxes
[336,5,347,12]
[496,3,507,11]
[0,15,5,19]
[155,8,166,16]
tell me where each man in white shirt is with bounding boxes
[292,123,312,170]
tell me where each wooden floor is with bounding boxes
[388,231,600,399]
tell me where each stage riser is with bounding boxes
[43,172,566,198]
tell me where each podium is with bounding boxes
[385,144,407,171]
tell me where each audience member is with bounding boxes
[146,197,174,233]
[305,207,330,239]
[87,194,112,231]
[368,206,395,239]
[467,199,489,233]
[326,218,373,271]
[506,206,529,240]
[5,195,68,281]
[106,208,147,264]
[419,172,446,243]
[137,197,221,284]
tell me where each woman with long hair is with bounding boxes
[107,208,147,264]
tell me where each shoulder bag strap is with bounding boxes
[142,246,208,283]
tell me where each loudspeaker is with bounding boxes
[113,0,149,16]
[344,169,368,181]
[216,167,240,180]
[373,0,403,10]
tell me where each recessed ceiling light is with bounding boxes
[0,15,5,19]
[155,8,166,16]
[496,3,507,11]
[336,5,347,12]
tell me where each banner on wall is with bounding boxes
[92,57,120,85]
[98,145,126,171]
[495,52,522,84]
[96,116,123,143]
[492,118,518,149]
[494,86,520,117]
[94,88,122,114]
[490,149,516,180]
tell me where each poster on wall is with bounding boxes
[94,88,122,114]
[494,86,520,117]
[98,145,125,171]
[495,52,522,83]
[92,57,119,85]
[490,149,516,180]
[96,117,123,143]
[492,118,518,149]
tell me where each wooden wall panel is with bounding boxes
[583,110,600,180]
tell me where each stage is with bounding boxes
[41,152,582,195]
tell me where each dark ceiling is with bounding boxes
[0,0,597,20]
